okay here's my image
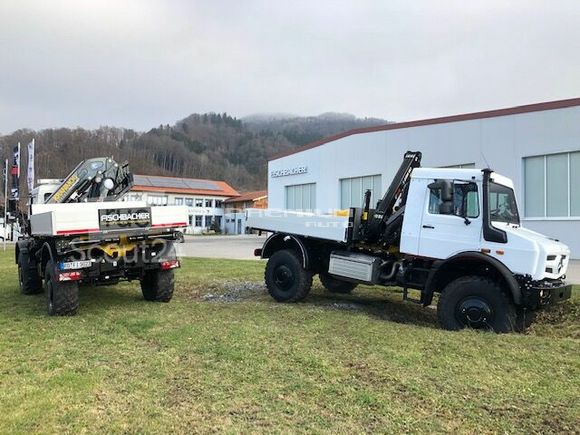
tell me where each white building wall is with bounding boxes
[268,105,580,258]
[125,191,226,234]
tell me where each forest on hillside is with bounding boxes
[0,112,389,196]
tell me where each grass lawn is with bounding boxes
[0,249,579,434]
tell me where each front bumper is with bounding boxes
[524,280,573,309]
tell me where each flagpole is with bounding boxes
[3,159,7,251]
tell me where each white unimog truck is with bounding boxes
[16,157,188,316]
[247,151,572,332]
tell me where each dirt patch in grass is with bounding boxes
[202,281,267,303]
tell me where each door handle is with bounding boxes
[422,225,435,229]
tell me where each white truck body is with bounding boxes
[246,168,570,282]
[30,201,188,236]
[246,209,349,243]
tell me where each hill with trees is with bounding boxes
[0,112,389,195]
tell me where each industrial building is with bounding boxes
[267,98,580,258]
[223,190,268,234]
[124,175,239,234]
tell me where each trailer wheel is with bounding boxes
[141,269,174,302]
[437,276,516,333]
[18,250,43,295]
[319,272,357,294]
[44,260,79,316]
[265,249,313,302]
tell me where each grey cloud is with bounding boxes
[1,0,579,133]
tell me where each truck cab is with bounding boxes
[401,168,570,283]
[29,179,62,205]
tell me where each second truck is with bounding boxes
[16,157,188,316]
[247,151,572,332]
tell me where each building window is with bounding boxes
[195,215,203,227]
[195,198,203,207]
[147,195,167,206]
[185,198,194,207]
[340,175,381,209]
[205,215,213,227]
[524,152,579,218]
[175,197,184,205]
[125,194,141,202]
[188,215,194,226]
[205,199,213,207]
[285,183,316,211]
[215,216,222,227]
[215,199,223,208]
[441,163,476,169]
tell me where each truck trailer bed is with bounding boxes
[30,201,188,236]
[245,209,349,243]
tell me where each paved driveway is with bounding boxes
[176,234,266,261]
[567,260,580,285]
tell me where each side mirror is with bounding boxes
[428,180,454,215]
[439,202,454,215]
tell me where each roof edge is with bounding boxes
[268,97,580,162]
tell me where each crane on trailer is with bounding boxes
[247,151,572,332]
[16,157,188,316]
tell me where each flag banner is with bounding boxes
[2,159,7,199]
[27,139,35,192]
[11,143,20,200]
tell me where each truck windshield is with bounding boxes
[489,182,520,225]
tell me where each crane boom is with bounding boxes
[45,157,133,204]
[361,151,422,243]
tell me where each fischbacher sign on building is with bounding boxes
[270,166,308,178]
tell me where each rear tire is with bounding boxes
[44,260,79,316]
[319,272,357,294]
[18,249,42,295]
[437,276,516,333]
[265,249,313,302]
[141,269,174,302]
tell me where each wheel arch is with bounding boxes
[424,251,522,306]
[261,233,310,269]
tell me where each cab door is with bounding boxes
[418,180,482,259]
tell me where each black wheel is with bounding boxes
[141,269,174,302]
[319,272,357,294]
[437,276,516,333]
[44,260,79,316]
[176,232,185,243]
[265,249,313,302]
[515,307,536,332]
[18,249,42,295]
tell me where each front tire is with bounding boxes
[141,269,174,302]
[265,249,313,302]
[44,260,79,316]
[437,276,516,333]
[319,272,357,294]
[18,249,42,295]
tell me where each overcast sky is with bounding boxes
[1,0,579,133]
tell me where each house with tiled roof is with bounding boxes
[124,174,240,234]
[223,190,268,235]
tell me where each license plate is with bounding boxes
[60,260,92,270]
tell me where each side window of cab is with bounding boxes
[428,180,479,218]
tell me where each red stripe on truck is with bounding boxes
[56,228,100,235]
[152,222,187,228]
[56,222,186,235]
